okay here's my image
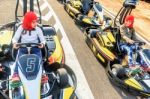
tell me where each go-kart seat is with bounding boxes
[41,25,57,59]
[42,25,56,36]
[88,28,100,38]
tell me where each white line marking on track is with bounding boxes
[41,11,52,21]
[53,23,59,32]
[40,2,47,11]
[20,1,53,22]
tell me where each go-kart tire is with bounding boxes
[112,64,122,76]
[112,64,129,79]
[57,68,68,88]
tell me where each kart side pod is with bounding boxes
[42,26,64,64]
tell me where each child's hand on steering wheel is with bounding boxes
[13,43,20,49]
[128,39,135,44]
[38,43,44,48]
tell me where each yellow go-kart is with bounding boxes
[105,0,150,97]
[106,41,150,98]
[84,26,117,64]
[64,0,104,27]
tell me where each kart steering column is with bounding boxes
[27,47,32,54]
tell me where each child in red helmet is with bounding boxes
[120,15,136,43]
[119,15,138,67]
[12,11,45,82]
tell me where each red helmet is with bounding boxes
[124,15,134,28]
[22,11,37,30]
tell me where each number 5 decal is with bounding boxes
[26,58,36,73]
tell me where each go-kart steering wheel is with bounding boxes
[132,41,145,46]
[11,43,42,60]
[129,41,146,51]
[17,43,42,55]
[16,43,41,48]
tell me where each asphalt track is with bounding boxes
[0,0,140,99]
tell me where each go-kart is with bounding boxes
[84,0,139,64]
[64,0,107,27]
[106,42,150,97]
[105,0,150,97]
[84,26,116,64]
[0,0,77,98]
[0,43,76,99]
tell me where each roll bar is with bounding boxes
[15,0,42,23]
[114,0,138,27]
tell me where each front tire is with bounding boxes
[57,68,68,88]
[112,64,122,76]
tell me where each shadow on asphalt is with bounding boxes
[108,79,140,99]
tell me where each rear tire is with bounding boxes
[112,64,122,76]
[57,68,68,88]
[112,64,129,79]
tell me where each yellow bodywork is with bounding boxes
[104,31,115,45]
[63,87,74,99]
[0,30,13,51]
[97,53,105,63]
[71,0,82,10]
[93,38,116,61]
[82,18,92,24]
[140,92,150,97]
[66,3,80,17]
[65,0,82,18]
[91,30,116,61]
[48,36,64,64]
[125,78,143,90]
[97,31,115,46]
